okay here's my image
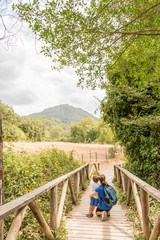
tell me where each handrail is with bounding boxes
[1,162,100,240]
[114,164,160,201]
[0,163,88,220]
[114,164,160,240]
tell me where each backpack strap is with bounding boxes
[98,193,102,208]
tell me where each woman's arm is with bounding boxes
[89,191,97,199]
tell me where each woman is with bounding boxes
[89,174,112,221]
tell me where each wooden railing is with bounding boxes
[114,164,160,240]
[0,162,100,240]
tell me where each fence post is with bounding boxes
[50,186,58,230]
[105,150,108,161]
[81,154,83,163]
[0,113,4,240]
[90,150,91,162]
[140,189,151,240]
[95,152,97,162]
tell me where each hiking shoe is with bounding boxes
[102,211,107,221]
[107,211,110,217]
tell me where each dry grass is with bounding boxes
[7,141,124,163]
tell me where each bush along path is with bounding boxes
[3,145,82,239]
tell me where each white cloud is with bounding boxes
[0,19,105,118]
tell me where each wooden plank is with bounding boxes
[50,185,58,229]
[0,163,89,220]
[149,213,160,240]
[66,164,134,240]
[114,165,160,201]
[140,188,151,240]
[29,200,54,240]
[6,205,27,240]
[57,179,68,228]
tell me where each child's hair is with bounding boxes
[92,175,99,183]
[98,174,106,186]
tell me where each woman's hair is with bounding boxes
[92,175,99,183]
[98,174,106,186]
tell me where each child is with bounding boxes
[86,175,99,218]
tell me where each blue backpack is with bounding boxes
[103,184,117,207]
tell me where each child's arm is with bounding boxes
[89,191,97,199]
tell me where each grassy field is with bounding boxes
[9,141,123,162]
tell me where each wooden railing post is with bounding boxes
[68,177,76,204]
[50,185,58,229]
[6,206,27,240]
[121,172,128,193]
[57,179,68,228]
[0,113,4,240]
[131,181,143,229]
[74,172,79,200]
[80,169,85,190]
[149,213,160,240]
[114,166,117,179]
[126,179,132,205]
[140,188,151,240]
[86,165,89,179]
[82,167,85,181]
[29,201,54,240]
[114,164,160,240]
[117,168,121,187]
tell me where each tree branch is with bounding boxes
[113,2,160,33]
[112,30,160,36]
[91,0,113,20]
[109,36,138,69]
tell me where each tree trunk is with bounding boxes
[0,113,4,240]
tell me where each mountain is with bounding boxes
[28,104,98,122]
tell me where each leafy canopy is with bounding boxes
[14,0,160,88]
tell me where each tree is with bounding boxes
[95,118,114,144]
[101,86,160,187]
[14,0,160,88]
[70,117,97,143]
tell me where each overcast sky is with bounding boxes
[0,8,105,118]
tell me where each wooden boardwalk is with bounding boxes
[66,163,134,240]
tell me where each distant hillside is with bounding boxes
[28,104,98,122]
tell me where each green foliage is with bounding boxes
[4,145,81,239]
[94,118,115,144]
[102,85,160,187]
[33,116,70,141]
[108,147,117,158]
[15,0,160,88]
[70,117,97,143]
[0,101,46,142]
[69,117,115,143]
